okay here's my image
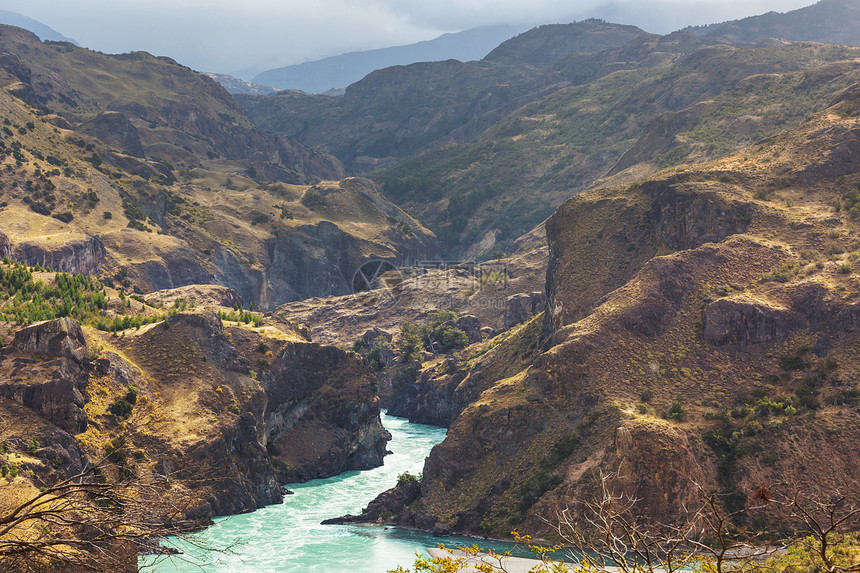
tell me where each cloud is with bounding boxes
[2,0,816,76]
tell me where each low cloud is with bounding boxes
[2,0,815,76]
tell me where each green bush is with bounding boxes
[108,398,134,420]
[395,321,424,362]
[396,471,421,487]
[664,395,686,422]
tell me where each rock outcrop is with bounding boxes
[0,230,11,258]
[503,292,547,329]
[77,112,146,158]
[0,318,90,434]
[263,342,390,482]
[12,318,89,363]
[144,284,244,309]
[15,236,106,276]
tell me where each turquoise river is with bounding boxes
[144,412,519,572]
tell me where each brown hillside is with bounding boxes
[351,81,860,540]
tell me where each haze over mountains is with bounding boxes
[0,10,77,44]
[0,0,860,570]
[252,25,527,94]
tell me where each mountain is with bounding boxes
[0,10,77,44]
[238,20,647,176]
[205,72,278,95]
[688,0,860,45]
[252,25,526,93]
[376,40,860,256]
[483,20,643,66]
[241,20,860,258]
[0,24,437,309]
[346,76,860,539]
[2,4,860,569]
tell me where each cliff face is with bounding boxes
[350,92,860,539]
[262,341,390,482]
[0,311,390,528]
[0,317,90,434]
[15,236,106,276]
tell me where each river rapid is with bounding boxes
[145,412,516,572]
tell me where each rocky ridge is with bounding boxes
[343,81,860,540]
[0,303,389,538]
[0,25,438,309]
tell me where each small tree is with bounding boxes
[0,447,203,572]
[396,321,424,362]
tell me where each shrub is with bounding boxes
[779,350,807,371]
[396,471,421,487]
[108,398,134,420]
[665,395,685,422]
[28,201,51,216]
[300,187,325,209]
[422,311,468,353]
[395,321,424,362]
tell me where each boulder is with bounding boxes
[13,318,88,365]
[503,291,547,329]
[455,315,482,344]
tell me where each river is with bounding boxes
[144,412,518,572]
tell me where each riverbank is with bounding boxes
[142,413,462,572]
[427,547,589,572]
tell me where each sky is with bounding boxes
[2,0,817,78]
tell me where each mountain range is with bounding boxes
[0,10,77,44]
[0,0,859,569]
[252,24,527,94]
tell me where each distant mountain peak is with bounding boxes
[483,18,645,67]
[252,24,527,94]
[0,10,77,44]
[685,0,860,45]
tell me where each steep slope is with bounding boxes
[348,83,860,540]
[376,40,860,257]
[0,25,343,181]
[0,274,390,568]
[237,20,646,174]
[0,25,438,308]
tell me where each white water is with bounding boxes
[145,412,517,572]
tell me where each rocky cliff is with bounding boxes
[261,340,389,482]
[347,84,860,539]
[0,309,390,532]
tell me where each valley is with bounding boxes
[0,0,859,571]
